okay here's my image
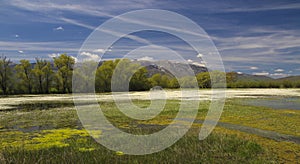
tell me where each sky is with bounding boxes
[0,0,300,78]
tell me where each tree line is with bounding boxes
[0,54,299,95]
[0,54,75,95]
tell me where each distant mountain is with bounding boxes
[136,60,208,77]
[275,76,300,81]
[236,73,273,82]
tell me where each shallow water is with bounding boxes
[240,97,300,110]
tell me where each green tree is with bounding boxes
[95,60,119,92]
[168,78,179,88]
[73,60,98,93]
[95,59,150,92]
[32,58,53,93]
[43,61,53,93]
[110,59,150,91]
[179,76,198,88]
[226,72,237,88]
[0,56,12,95]
[15,59,34,93]
[196,72,211,88]
[53,54,75,93]
[160,75,170,88]
[149,73,161,87]
[129,67,151,91]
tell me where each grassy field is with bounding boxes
[0,90,299,163]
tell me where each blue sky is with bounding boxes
[1,0,300,78]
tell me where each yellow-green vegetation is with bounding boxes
[220,99,300,136]
[0,97,299,163]
[213,127,300,163]
[0,128,92,151]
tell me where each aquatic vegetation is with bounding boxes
[214,127,300,163]
[78,147,95,152]
[0,128,92,151]
[220,99,300,136]
[115,151,124,156]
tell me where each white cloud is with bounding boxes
[47,53,77,62]
[93,48,113,53]
[197,53,203,58]
[274,68,284,72]
[221,3,300,13]
[250,66,258,70]
[54,26,64,31]
[59,17,96,30]
[80,52,100,61]
[270,73,290,78]
[237,72,243,74]
[48,53,60,58]
[187,59,193,63]
[58,17,152,45]
[18,50,24,54]
[93,49,105,53]
[252,72,269,76]
[70,56,78,63]
[7,0,113,18]
[0,41,79,52]
[137,56,154,61]
[213,28,300,65]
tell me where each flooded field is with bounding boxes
[0,89,299,110]
[0,89,299,163]
[240,97,300,110]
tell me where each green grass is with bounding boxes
[0,129,270,163]
[0,97,299,163]
[220,99,300,136]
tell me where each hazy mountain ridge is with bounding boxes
[236,73,300,82]
[136,60,208,77]
[235,73,273,81]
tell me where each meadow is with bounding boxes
[0,89,299,163]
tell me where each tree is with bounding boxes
[95,59,150,92]
[196,72,211,88]
[0,56,12,95]
[15,59,34,93]
[168,78,179,88]
[33,58,45,93]
[210,71,226,88]
[32,58,53,93]
[226,72,237,88]
[179,76,198,88]
[149,73,161,87]
[95,60,120,92]
[160,75,170,88]
[43,61,53,93]
[129,67,151,91]
[73,60,98,93]
[53,54,75,93]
